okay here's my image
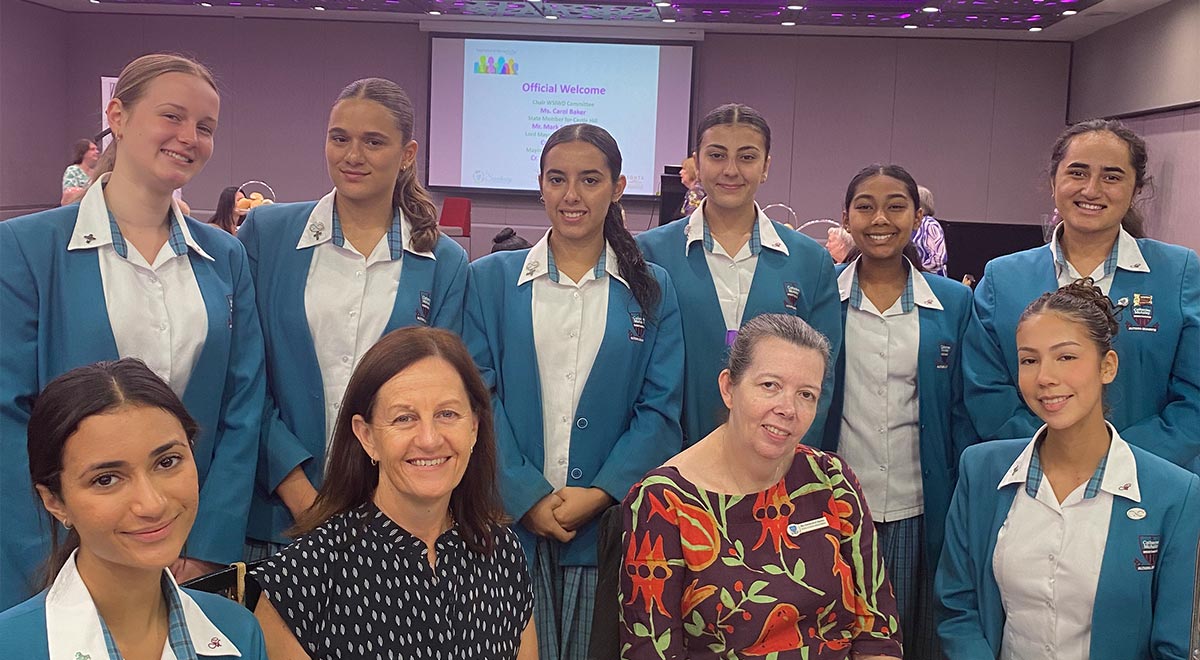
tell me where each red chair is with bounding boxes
[439,197,472,237]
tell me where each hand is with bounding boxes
[552,487,614,532]
[276,467,319,519]
[170,557,224,583]
[521,493,575,543]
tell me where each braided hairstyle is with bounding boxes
[1019,278,1119,356]
[538,123,661,318]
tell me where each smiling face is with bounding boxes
[353,356,479,513]
[326,97,417,206]
[1017,312,1117,433]
[695,123,770,215]
[719,336,824,464]
[107,72,219,195]
[37,405,198,576]
[539,139,626,249]
[843,174,919,264]
[1051,130,1139,240]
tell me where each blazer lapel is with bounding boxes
[60,249,120,367]
[742,247,790,323]
[389,253,436,331]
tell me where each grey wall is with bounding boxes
[1069,0,1200,122]
[1124,106,1200,252]
[3,4,1072,257]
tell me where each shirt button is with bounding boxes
[878,465,887,471]
[877,387,886,395]
[159,322,168,331]
[573,292,580,300]
[333,402,341,410]
[878,351,885,358]
[561,415,569,423]
[565,372,575,381]
[877,426,886,434]
[349,310,358,318]
[342,355,351,364]
[728,263,736,269]
[150,277,161,286]
[355,270,364,278]
[1049,553,1055,561]
[558,458,567,466]
[569,330,578,338]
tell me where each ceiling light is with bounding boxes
[314,5,325,9]
[781,20,795,25]
[922,6,939,12]
[428,10,441,14]
[1062,9,1077,14]
[786,4,804,9]
[903,24,918,29]
[1029,26,1042,31]
[199,1,211,5]
[662,17,675,22]
[545,14,557,18]
[89,0,100,3]
[655,1,670,6]
[528,0,541,3]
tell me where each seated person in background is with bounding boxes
[491,226,533,253]
[826,225,855,263]
[251,326,536,660]
[208,186,246,235]
[679,155,705,217]
[0,359,266,659]
[913,186,948,276]
[60,138,99,206]
[937,279,1200,660]
[621,314,903,660]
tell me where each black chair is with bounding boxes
[180,560,269,611]
[589,505,625,660]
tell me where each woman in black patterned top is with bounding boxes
[251,327,536,659]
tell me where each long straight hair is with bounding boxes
[538,123,661,317]
[27,359,198,588]
[334,78,439,253]
[291,327,505,554]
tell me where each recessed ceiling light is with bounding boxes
[662,17,675,22]
[89,0,100,3]
[903,24,918,29]
[1061,9,1076,15]
[199,1,211,5]
[545,14,557,18]
[781,20,795,25]
[786,4,804,9]
[428,10,441,14]
[528,0,541,3]
[922,6,939,12]
[314,5,325,9]
[655,1,670,6]
[1029,26,1042,31]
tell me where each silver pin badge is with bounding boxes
[309,222,325,240]
[83,233,96,244]
[1117,297,1129,307]
[525,261,540,276]
[1127,507,1146,520]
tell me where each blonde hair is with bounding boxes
[92,53,218,181]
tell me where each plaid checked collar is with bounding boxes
[100,573,199,660]
[1048,223,1150,280]
[296,190,435,260]
[683,201,789,258]
[331,205,403,261]
[998,423,1142,503]
[518,229,627,288]
[837,257,943,314]
[67,173,213,262]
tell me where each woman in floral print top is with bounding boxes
[620,314,902,660]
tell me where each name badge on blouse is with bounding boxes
[787,517,829,537]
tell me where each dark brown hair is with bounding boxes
[842,163,927,272]
[69,139,94,167]
[1019,278,1120,356]
[291,327,505,554]
[208,186,239,235]
[92,53,218,182]
[1049,119,1151,239]
[27,359,198,588]
[334,78,439,253]
[539,123,661,317]
[695,103,772,156]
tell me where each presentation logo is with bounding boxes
[473,55,518,75]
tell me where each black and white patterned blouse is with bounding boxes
[252,503,533,659]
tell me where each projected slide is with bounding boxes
[429,37,693,196]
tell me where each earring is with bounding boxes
[371,458,378,466]
[62,520,72,530]
[539,195,545,204]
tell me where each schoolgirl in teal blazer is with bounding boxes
[821,262,975,566]
[637,217,840,446]
[238,199,467,545]
[0,205,265,607]
[936,436,1200,660]
[463,250,684,567]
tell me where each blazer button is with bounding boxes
[570,467,583,480]
[576,417,589,429]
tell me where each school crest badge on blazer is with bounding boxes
[1126,293,1159,332]
[1134,534,1159,571]
[783,282,801,311]
[628,311,646,342]
[415,291,432,325]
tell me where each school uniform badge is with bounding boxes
[415,291,431,325]
[783,282,801,311]
[1134,534,1159,571]
[1126,293,1159,332]
[628,311,646,342]
[936,342,953,370]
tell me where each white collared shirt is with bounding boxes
[301,191,434,453]
[836,259,939,521]
[45,550,242,659]
[67,174,209,396]
[1048,224,1150,295]
[684,202,790,331]
[522,231,624,491]
[992,423,1140,660]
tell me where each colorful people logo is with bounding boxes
[473,55,518,75]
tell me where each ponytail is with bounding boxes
[394,164,439,253]
[603,203,661,320]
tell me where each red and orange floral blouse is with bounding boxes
[620,444,902,659]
